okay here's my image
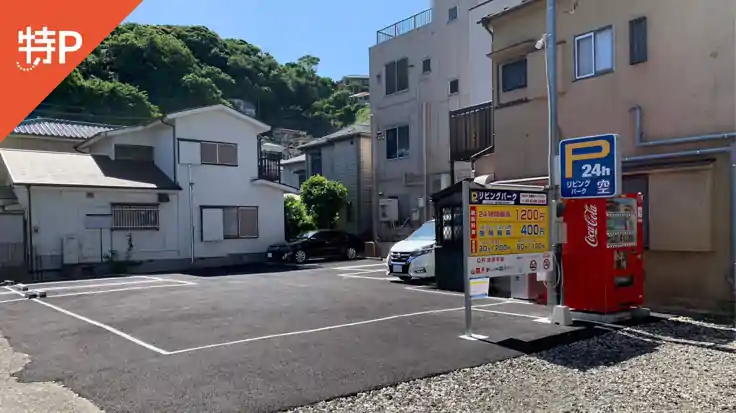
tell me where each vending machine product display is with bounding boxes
[561,193,645,313]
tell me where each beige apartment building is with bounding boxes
[474,0,736,314]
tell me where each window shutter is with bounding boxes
[385,61,397,95]
[201,142,218,164]
[238,207,258,238]
[223,207,239,239]
[218,143,238,166]
[629,17,648,65]
[396,58,409,91]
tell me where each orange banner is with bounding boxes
[0,0,143,140]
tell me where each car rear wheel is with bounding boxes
[345,247,357,260]
[294,250,307,264]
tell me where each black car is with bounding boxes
[266,229,364,264]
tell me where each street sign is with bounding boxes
[559,134,621,199]
[466,187,552,278]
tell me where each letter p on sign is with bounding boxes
[564,139,610,179]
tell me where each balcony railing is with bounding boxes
[449,101,494,161]
[376,9,432,44]
[258,153,282,183]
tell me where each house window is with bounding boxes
[422,58,431,74]
[574,26,614,79]
[309,151,322,176]
[111,204,159,230]
[629,17,648,65]
[385,58,409,95]
[501,58,528,92]
[115,144,154,161]
[201,141,238,166]
[386,125,410,160]
[202,206,259,241]
[449,79,459,95]
[448,6,458,22]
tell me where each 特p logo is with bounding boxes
[17,26,83,72]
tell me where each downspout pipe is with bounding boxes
[160,117,176,183]
[631,105,736,147]
[631,104,736,314]
[25,184,33,274]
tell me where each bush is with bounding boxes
[284,196,315,239]
[300,175,348,229]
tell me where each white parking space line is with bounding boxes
[31,279,169,292]
[48,282,196,298]
[333,263,386,270]
[131,276,196,285]
[336,269,386,276]
[474,307,545,320]
[3,286,24,297]
[0,291,16,296]
[166,301,511,355]
[338,274,393,281]
[25,275,153,287]
[31,299,171,355]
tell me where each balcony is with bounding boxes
[258,152,282,183]
[376,9,432,45]
[449,101,494,161]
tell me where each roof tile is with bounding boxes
[12,118,122,140]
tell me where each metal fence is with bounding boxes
[376,9,432,44]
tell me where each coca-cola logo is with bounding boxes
[584,204,598,247]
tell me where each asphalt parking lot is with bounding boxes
[0,259,588,413]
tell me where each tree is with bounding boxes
[300,176,348,229]
[284,196,315,239]
[36,23,364,136]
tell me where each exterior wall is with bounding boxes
[475,0,736,314]
[358,135,374,237]
[174,110,285,259]
[87,123,176,181]
[281,161,305,189]
[331,138,360,234]
[17,186,180,264]
[468,0,524,106]
[302,136,373,237]
[1,135,79,152]
[369,0,507,238]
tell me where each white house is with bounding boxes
[0,104,297,275]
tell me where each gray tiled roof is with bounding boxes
[298,122,370,150]
[12,118,121,140]
[0,149,180,190]
[262,142,286,153]
[280,154,305,165]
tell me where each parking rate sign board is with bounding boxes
[466,188,552,278]
[559,134,621,198]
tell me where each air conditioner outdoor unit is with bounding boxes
[378,198,399,222]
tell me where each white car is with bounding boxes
[386,220,436,281]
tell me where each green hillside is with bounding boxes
[35,23,367,137]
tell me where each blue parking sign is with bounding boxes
[559,134,621,199]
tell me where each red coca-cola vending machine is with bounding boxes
[561,193,645,313]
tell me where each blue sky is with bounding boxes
[126,0,430,80]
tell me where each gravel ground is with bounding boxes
[287,317,736,413]
[0,333,101,413]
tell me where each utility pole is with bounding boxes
[546,0,560,311]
